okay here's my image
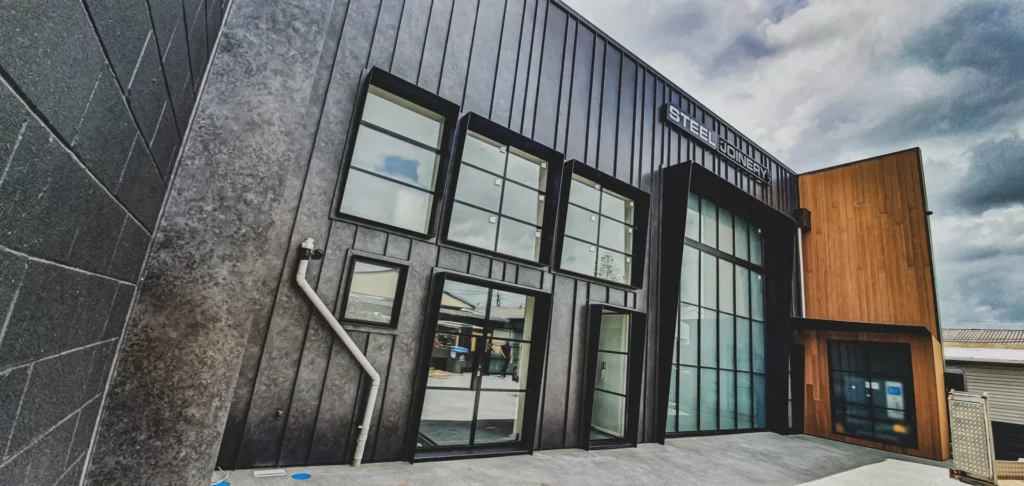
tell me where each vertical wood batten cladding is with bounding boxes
[217,0,798,469]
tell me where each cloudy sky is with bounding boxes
[563,0,1024,329]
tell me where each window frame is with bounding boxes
[338,255,409,329]
[826,340,918,448]
[439,112,565,266]
[405,271,552,462]
[665,193,768,436]
[332,67,461,238]
[553,160,650,288]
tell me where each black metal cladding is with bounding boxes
[216,0,799,470]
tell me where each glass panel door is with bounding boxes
[416,278,538,453]
[591,312,630,441]
[584,305,645,449]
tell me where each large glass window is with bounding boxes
[559,174,636,284]
[417,278,540,451]
[828,341,917,448]
[666,194,767,434]
[447,131,550,262]
[338,82,450,234]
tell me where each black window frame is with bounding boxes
[332,66,461,238]
[405,271,552,462]
[826,340,918,448]
[338,255,409,329]
[581,303,647,451]
[553,160,650,288]
[439,112,565,266]
[665,192,769,437]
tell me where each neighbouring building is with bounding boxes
[0,0,950,483]
[944,329,1024,460]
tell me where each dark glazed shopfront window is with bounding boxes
[341,258,406,327]
[828,341,917,448]
[555,161,649,287]
[666,193,766,435]
[336,68,458,235]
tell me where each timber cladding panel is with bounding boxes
[794,330,950,460]
[798,149,939,335]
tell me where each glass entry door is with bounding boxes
[583,305,646,449]
[412,274,548,459]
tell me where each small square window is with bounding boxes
[341,258,406,327]
[555,160,650,287]
[443,113,564,264]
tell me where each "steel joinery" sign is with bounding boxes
[662,103,772,184]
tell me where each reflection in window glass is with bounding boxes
[340,170,433,233]
[700,199,717,248]
[686,193,700,239]
[701,253,717,309]
[734,218,749,261]
[679,366,698,432]
[449,131,547,261]
[596,248,630,285]
[506,150,547,190]
[344,261,402,325]
[718,206,734,255]
[455,164,502,211]
[448,203,498,251]
[601,189,634,224]
[561,238,597,276]
[720,370,736,430]
[680,246,699,305]
[678,304,699,366]
[828,341,916,447]
[496,217,541,261]
[501,182,544,226]
[667,193,769,435]
[340,85,445,234]
[750,226,763,266]
[362,86,443,148]
[420,278,539,450]
[570,176,601,211]
[560,173,638,284]
[700,368,718,431]
[565,205,599,241]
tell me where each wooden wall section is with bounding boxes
[799,149,939,335]
[794,330,950,460]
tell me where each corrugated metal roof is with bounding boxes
[943,328,1024,344]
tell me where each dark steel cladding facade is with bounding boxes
[215,0,799,469]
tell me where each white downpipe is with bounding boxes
[296,238,379,467]
[797,232,806,316]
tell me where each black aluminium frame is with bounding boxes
[655,161,796,443]
[331,66,462,238]
[826,340,918,448]
[405,271,552,462]
[667,192,769,437]
[440,112,566,267]
[553,160,651,289]
[337,255,409,328]
[581,303,647,450]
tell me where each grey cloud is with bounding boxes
[937,254,1024,328]
[954,134,1024,212]
[709,32,778,74]
[866,1,1024,143]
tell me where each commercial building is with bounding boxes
[944,329,1024,460]
[0,0,950,483]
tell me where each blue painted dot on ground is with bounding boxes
[292,473,312,480]
[213,482,229,486]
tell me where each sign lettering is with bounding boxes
[661,103,772,184]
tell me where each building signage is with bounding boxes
[662,103,772,184]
